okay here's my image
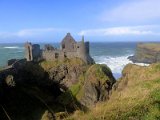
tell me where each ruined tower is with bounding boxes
[24,42,41,61]
[25,42,33,61]
[76,36,94,64]
[61,33,76,51]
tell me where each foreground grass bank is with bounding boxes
[66,63,160,120]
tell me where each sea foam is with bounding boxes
[3,46,24,49]
[93,54,149,79]
[94,55,132,74]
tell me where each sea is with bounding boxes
[0,42,144,79]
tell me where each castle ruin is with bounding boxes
[24,33,94,64]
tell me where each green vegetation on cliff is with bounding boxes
[130,43,160,63]
[57,64,115,111]
[67,63,160,120]
[138,43,160,52]
[85,64,113,84]
[2,57,160,120]
[0,67,3,71]
[40,58,86,71]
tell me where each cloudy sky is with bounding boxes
[0,0,160,43]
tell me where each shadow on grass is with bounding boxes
[0,61,88,120]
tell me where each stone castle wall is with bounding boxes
[42,50,66,61]
[25,33,94,64]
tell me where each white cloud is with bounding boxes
[101,0,160,23]
[78,25,160,36]
[17,28,56,37]
[0,28,67,39]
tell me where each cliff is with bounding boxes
[129,43,160,63]
[1,54,160,120]
[0,58,115,120]
[68,63,160,120]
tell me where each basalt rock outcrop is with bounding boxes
[129,43,160,64]
[67,62,160,120]
[56,63,116,108]
[80,64,115,106]
[0,58,115,120]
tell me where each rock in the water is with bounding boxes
[129,43,160,64]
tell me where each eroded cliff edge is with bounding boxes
[129,43,160,63]
[0,58,116,120]
[67,63,160,120]
[1,57,160,120]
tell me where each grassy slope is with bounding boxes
[138,43,160,52]
[66,63,160,120]
[40,58,87,71]
[85,64,113,84]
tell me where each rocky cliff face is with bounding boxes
[129,43,160,63]
[0,58,115,120]
[80,64,115,106]
[67,63,160,120]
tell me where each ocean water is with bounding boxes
[0,42,138,79]
[90,42,137,78]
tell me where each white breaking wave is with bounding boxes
[93,55,150,78]
[134,62,149,66]
[93,55,132,74]
[3,46,24,49]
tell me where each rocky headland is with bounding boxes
[0,58,116,120]
[129,43,160,63]
[0,42,160,120]
[68,63,160,120]
[1,57,160,120]
[0,34,117,120]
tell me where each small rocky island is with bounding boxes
[129,43,160,64]
[0,33,116,120]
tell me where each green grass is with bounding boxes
[142,88,160,120]
[138,43,160,51]
[154,64,160,72]
[85,64,114,84]
[40,58,86,71]
[57,74,85,106]
[65,63,160,120]
[70,82,81,97]
[0,67,3,71]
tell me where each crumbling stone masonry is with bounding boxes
[24,33,94,64]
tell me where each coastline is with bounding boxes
[0,42,140,79]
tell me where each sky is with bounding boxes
[0,0,160,43]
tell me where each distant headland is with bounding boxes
[128,43,160,64]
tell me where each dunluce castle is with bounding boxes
[24,33,94,64]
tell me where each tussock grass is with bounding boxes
[40,58,86,71]
[85,64,113,84]
[65,63,160,120]
[57,74,85,106]
[0,67,3,71]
